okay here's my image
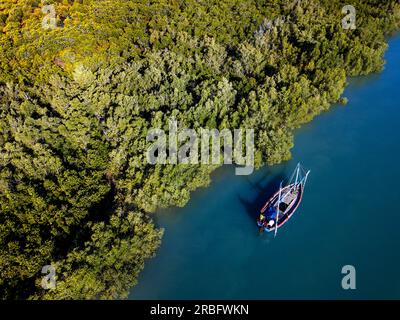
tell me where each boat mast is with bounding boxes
[274,181,282,238]
[281,164,300,201]
[302,170,311,189]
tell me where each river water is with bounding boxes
[130,34,400,299]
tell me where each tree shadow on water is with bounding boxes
[237,169,287,223]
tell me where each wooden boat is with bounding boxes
[257,163,310,236]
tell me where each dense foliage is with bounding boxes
[0,0,399,299]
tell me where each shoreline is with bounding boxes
[130,33,400,299]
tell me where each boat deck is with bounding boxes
[281,190,298,205]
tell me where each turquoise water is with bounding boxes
[130,35,400,299]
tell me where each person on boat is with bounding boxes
[267,220,275,228]
[259,213,265,221]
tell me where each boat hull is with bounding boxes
[257,183,303,233]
